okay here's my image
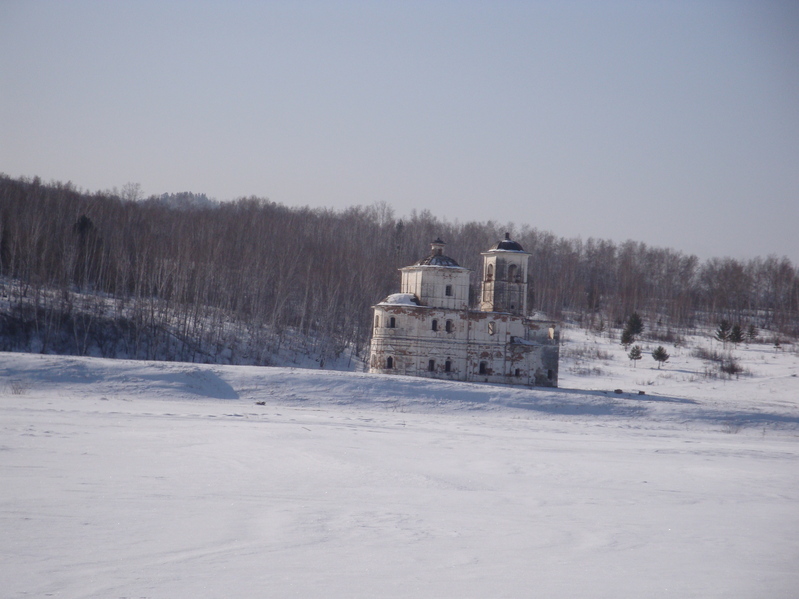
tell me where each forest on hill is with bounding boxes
[0,174,797,365]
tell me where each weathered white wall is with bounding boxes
[400,266,470,310]
[370,305,559,387]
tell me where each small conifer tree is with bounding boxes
[746,324,758,343]
[729,324,744,345]
[716,320,732,344]
[621,328,635,349]
[621,312,643,348]
[626,312,644,337]
[628,344,642,367]
[652,345,670,369]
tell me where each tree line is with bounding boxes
[0,174,796,364]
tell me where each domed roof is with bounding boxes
[415,253,461,267]
[414,238,462,267]
[490,232,525,252]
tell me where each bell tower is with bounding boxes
[480,233,530,315]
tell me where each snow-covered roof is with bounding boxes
[489,232,526,252]
[378,293,420,306]
[413,253,462,267]
[528,312,557,322]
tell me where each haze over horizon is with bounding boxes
[2,1,797,263]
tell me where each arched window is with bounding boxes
[445,320,453,333]
[389,316,396,328]
[386,356,394,369]
[428,359,435,372]
[508,264,517,281]
[445,360,452,372]
[431,319,438,332]
[445,285,453,296]
[479,361,488,375]
[485,264,494,281]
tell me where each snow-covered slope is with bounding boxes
[2,328,798,598]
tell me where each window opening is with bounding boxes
[445,320,453,333]
[547,369,554,381]
[508,264,517,281]
[445,360,452,373]
[374,315,380,328]
[431,319,438,332]
[445,285,452,296]
[485,264,494,281]
[386,356,394,369]
[389,316,396,328]
[428,359,435,372]
[479,361,488,375]
[515,368,521,377]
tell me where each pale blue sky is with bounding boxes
[2,1,797,262]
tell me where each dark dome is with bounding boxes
[415,253,461,267]
[490,232,525,252]
[414,238,461,267]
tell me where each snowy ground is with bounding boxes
[2,329,798,598]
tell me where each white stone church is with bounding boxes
[369,235,560,387]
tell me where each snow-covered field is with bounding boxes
[2,329,798,598]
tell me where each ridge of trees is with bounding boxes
[0,174,797,364]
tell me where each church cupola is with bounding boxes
[492,232,525,252]
[399,237,470,309]
[480,233,530,315]
[413,238,461,267]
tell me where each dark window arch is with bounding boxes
[428,359,435,372]
[431,319,438,332]
[386,356,394,369]
[445,320,453,333]
[507,264,517,281]
[485,264,494,281]
[479,361,488,375]
[389,316,396,328]
[445,360,452,373]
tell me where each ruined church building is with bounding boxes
[369,235,560,387]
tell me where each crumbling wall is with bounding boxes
[370,303,559,387]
